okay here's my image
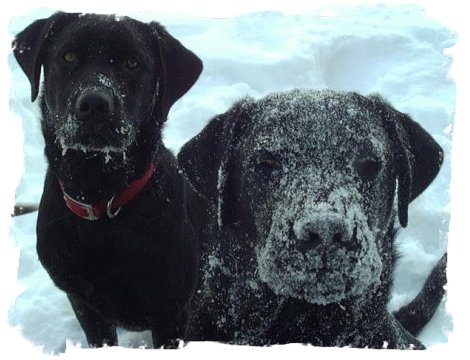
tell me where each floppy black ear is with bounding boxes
[12,12,78,102]
[399,113,444,202]
[371,96,444,227]
[178,113,228,203]
[147,23,203,120]
[178,99,253,228]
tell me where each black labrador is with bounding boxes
[13,12,203,348]
[178,89,445,349]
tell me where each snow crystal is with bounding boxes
[97,73,113,88]
[216,165,224,228]
[59,135,129,155]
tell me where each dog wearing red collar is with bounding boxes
[13,12,203,348]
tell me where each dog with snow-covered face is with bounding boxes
[13,12,203,348]
[178,89,443,348]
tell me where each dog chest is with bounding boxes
[37,202,195,320]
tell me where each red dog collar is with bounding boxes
[59,163,156,220]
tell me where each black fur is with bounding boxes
[13,12,203,348]
[178,89,444,349]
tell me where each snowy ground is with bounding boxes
[4,2,458,356]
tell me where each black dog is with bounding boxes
[178,89,444,349]
[13,12,202,348]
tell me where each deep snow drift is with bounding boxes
[8,4,453,353]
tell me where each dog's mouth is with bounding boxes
[55,113,136,162]
[59,131,126,149]
[60,135,128,150]
[57,132,132,164]
[79,133,113,148]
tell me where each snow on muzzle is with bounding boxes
[56,75,136,157]
[255,180,383,305]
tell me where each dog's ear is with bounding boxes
[178,100,253,228]
[178,113,228,203]
[397,112,444,202]
[371,95,444,227]
[12,12,78,102]
[147,23,203,121]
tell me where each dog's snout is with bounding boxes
[293,216,351,253]
[75,92,114,119]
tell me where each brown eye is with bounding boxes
[255,151,282,176]
[259,159,280,169]
[354,157,382,182]
[257,158,282,177]
[126,56,139,69]
[63,51,77,63]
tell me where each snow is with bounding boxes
[216,165,224,228]
[3,0,465,357]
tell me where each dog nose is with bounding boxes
[293,217,350,252]
[74,92,114,120]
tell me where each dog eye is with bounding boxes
[354,157,382,181]
[257,158,282,172]
[63,51,77,63]
[126,56,139,69]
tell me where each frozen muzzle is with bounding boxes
[56,75,136,155]
[255,178,383,305]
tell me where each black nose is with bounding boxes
[294,218,349,253]
[74,92,114,120]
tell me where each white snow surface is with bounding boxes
[7,4,454,354]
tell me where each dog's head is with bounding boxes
[179,89,443,305]
[13,12,202,165]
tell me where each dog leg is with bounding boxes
[365,314,425,349]
[151,309,188,349]
[67,294,117,348]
